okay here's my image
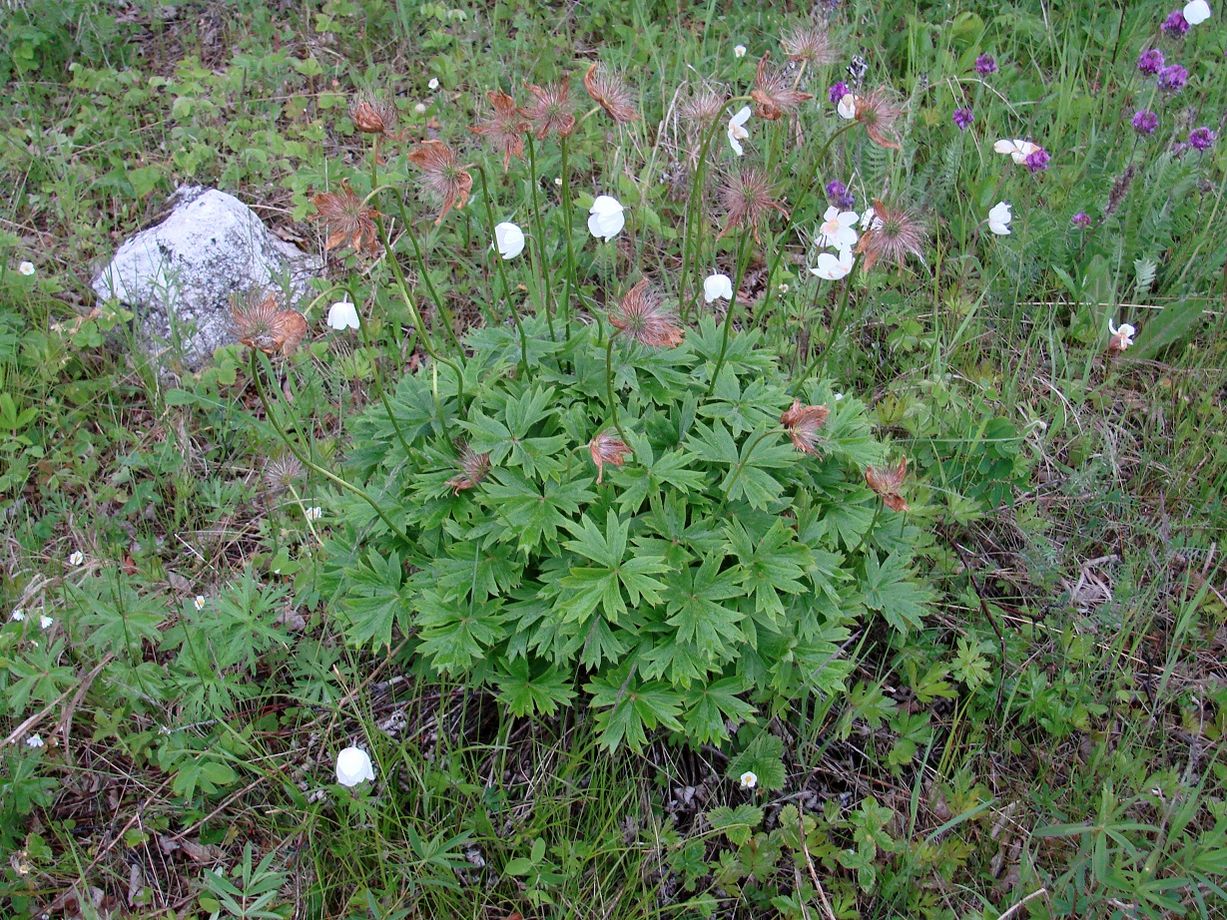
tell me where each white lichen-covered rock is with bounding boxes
[92,186,322,370]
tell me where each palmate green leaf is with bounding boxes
[338,550,412,651]
[416,589,508,673]
[432,540,523,601]
[682,675,757,745]
[707,804,764,846]
[687,420,794,510]
[725,518,812,625]
[663,555,744,657]
[699,370,784,435]
[609,434,707,515]
[586,665,684,751]
[636,629,716,687]
[728,731,787,792]
[495,657,576,717]
[560,512,669,623]
[862,551,934,634]
[483,470,596,553]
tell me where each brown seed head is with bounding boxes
[408,140,473,224]
[349,95,397,136]
[855,199,927,272]
[231,292,309,357]
[311,181,380,256]
[446,442,491,495]
[471,90,529,171]
[751,52,814,120]
[583,62,640,124]
[521,81,576,140]
[681,86,728,131]
[780,399,830,454]
[854,87,904,150]
[718,166,789,243]
[780,24,838,66]
[589,431,632,484]
[263,454,305,494]
[865,457,909,512]
[610,279,684,348]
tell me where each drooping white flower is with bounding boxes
[699,274,730,304]
[734,44,747,58]
[68,551,84,566]
[193,596,206,611]
[587,195,626,241]
[304,506,323,522]
[738,770,758,789]
[809,247,854,281]
[428,77,440,90]
[727,105,752,157]
[1184,0,1211,25]
[493,221,526,259]
[993,138,1040,164]
[1108,318,1136,352]
[336,746,375,786]
[326,300,360,331]
[818,206,859,250]
[39,615,52,630]
[836,93,857,119]
[987,201,1012,235]
[26,734,44,749]
[18,261,35,276]
[10,608,24,622]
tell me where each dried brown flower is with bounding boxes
[349,95,397,136]
[589,431,632,484]
[471,90,529,171]
[446,443,491,495]
[780,400,830,454]
[854,87,904,150]
[855,199,927,272]
[583,62,640,124]
[408,140,473,224]
[751,52,813,120]
[312,181,380,256]
[718,166,789,242]
[780,24,838,66]
[521,81,576,140]
[865,457,909,512]
[681,87,727,131]
[263,454,304,494]
[609,279,684,348]
[232,292,309,357]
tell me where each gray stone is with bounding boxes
[92,186,322,371]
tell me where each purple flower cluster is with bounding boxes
[952,106,974,130]
[1024,147,1051,173]
[825,180,855,209]
[828,81,849,104]
[1162,10,1190,36]
[1132,109,1159,135]
[1071,211,1092,229]
[1189,126,1216,150]
[975,54,998,75]
[1158,64,1188,92]
[1137,48,1165,75]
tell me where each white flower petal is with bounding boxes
[326,300,360,331]
[738,770,758,789]
[26,734,44,748]
[494,221,526,259]
[18,261,35,276]
[703,273,733,303]
[39,615,53,630]
[588,197,626,241]
[428,77,440,90]
[1184,0,1211,25]
[733,44,747,58]
[810,247,854,281]
[987,201,1012,235]
[336,747,375,787]
[837,93,857,119]
[68,551,84,566]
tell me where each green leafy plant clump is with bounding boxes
[318,311,934,752]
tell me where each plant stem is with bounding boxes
[817,259,859,376]
[603,333,629,442]
[703,228,754,400]
[475,164,530,374]
[559,132,576,340]
[249,351,405,540]
[526,135,557,341]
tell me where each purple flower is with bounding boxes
[825,180,855,209]
[1137,48,1165,75]
[952,107,974,130]
[975,54,998,75]
[828,81,850,104]
[1024,147,1050,173]
[1071,211,1091,228]
[1189,126,1216,150]
[1158,64,1188,92]
[1132,109,1159,134]
[1162,10,1190,35]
